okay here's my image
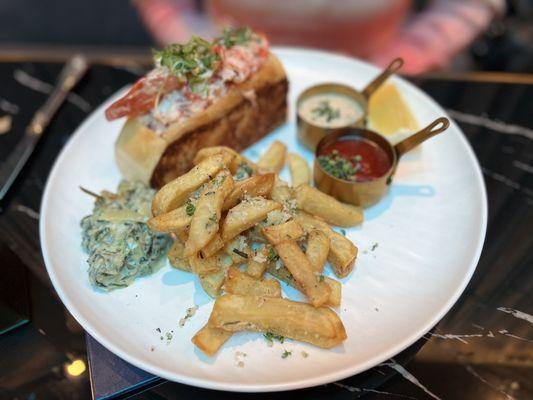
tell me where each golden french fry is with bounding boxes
[190,250,234,276]
[147,202,193,233]
[294,212,358,278]
[266,263,296,286]
[306,229,330,273]
[189,254,221,276]
[184,171,234,257]
[193,146,256,174]
[192,325,233,356]
[199,264,230,298]
[269,185,294,204]
[266,264,341,308]
[324,277,342,308]
[222,174,275,210]
[167,240,191,272]
[200,233,225,259]
[223,235,251,264]
[152,153,233,216]
[221,197,282,241]
[246,248,268,279]
[257,140,287,173]
[261,220,304,245]
[294,184,363,227]
[174,228,189,243]
[209,295,347,349]
[287,153,311,186]
[274,241,330,307]
[224,267,281,297]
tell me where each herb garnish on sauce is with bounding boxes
[317,150,362,181]
[311,100,340,123]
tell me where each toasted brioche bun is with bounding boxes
[115,53,288,188]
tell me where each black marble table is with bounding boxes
[0,58,531,400]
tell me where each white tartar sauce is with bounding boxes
[298,93,363,128]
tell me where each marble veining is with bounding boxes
[0,97,20,114]
[446,109,533,140]
[427,332,493,344]
[13,69,91,112]
[333,382,419,399]
[465,365,516,400]
[13,204,40,220]
[497,307,533,324]
[381,360,442,400]
[482,167,533,201]
[497,329,533,343]
[512,160,533,174]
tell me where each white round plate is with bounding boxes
[40,48,487,392]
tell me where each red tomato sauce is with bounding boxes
[318,136,392,182]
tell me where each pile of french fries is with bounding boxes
[148,141,363,355]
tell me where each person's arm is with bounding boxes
[371,0,505,74]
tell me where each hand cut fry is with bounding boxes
[200,233,225,259]
[184,171,234,257]
[190,252,233,276]
[223,235,251,264]
[294,184,363,227]
[167,240,191,272]
[306,229,330,273]
[222,174,275,210]
[261,220,304,245]
[288,153,311,187]
[224,267,281,297]
[257,140,287,173]
[147,201,194,233]
[208,295,347,349]
[221,197,282,241]
[246,247,268,279]
[266,263,296,286]
[273,241,330,307]
[266,264,341,308]
[295,212,358,278]
[152,153,233,216]
[200,266,228,298]
[192,325,233,356]
[193,146,256,175]
[324,277,342,308]
[269,185,294,204]
[174,228,189,243]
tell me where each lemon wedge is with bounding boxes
[368,83,419,144]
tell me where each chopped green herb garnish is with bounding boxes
[264,332,285,343]
[318,275,325,282]
[340,229,346,236]
[185,201,196,216]
[233,248,249,259]
[311,100,340,122]
[208,214,218,223]
[371,242,379,251]
[267,246,279,262]
[234,163,253,181]
[218,27,254,48]
[317,150,362,181]
[153,36,221,86]
[281,350,292,359]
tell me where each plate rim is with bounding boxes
[40,46,488,392]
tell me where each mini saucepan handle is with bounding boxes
[394,117,450,159]
[362,58,404,99]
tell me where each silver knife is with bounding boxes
[0,54,89,202]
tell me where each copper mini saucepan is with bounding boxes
[313,117,450,207]
[297,58,404,150]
